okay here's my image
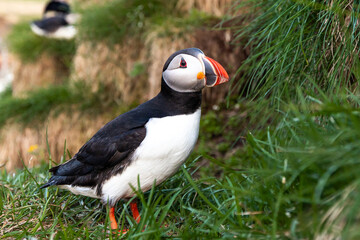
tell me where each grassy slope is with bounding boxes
[2,0,360,239]
[2,96,359,239]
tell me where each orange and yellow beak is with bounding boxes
[203,56,229,87]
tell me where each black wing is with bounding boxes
[32,17,68,32]
[40,109,149,189]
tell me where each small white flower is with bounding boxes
[212,105,220,111]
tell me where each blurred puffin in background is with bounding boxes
[30,0,78,39]
[41,48,229,232]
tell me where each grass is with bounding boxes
[77,0,166,44]
[77,0,218,45]
[0,82,120,128]
[0,86,12,100]
[6,21,76,65]
[230,0,360,103]
[2,91,360,239]
[257,92,360,238]
[0,156,247,239]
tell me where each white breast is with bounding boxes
[101,109,201,205]
[30,23,77,40]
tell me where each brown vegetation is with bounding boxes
[176,0,233,16]
[11,54,69,96]
[73,40,149,104]
[0,112,111,171]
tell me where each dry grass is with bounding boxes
[0,111,110,171]
[73,40,149,104]
[315,185,353,240]
[73,0,112,7]
[176,0,234,16]
[11,54,68,97]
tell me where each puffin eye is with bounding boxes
[179,58,187,68]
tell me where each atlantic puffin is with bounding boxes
[30,0,78,40]
[41,48,229,231]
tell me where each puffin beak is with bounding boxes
[203,56,229,87]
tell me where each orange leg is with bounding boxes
[130,201,141,223]
[109,201,141,232]
[109,207,119,230]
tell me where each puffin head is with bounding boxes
[162,48,229,93]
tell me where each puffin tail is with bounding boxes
[40,178,57,189]
[40,175,72,189]
[40,158,91,189]
[40,166,61,189]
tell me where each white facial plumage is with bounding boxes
[162,53,206,92]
